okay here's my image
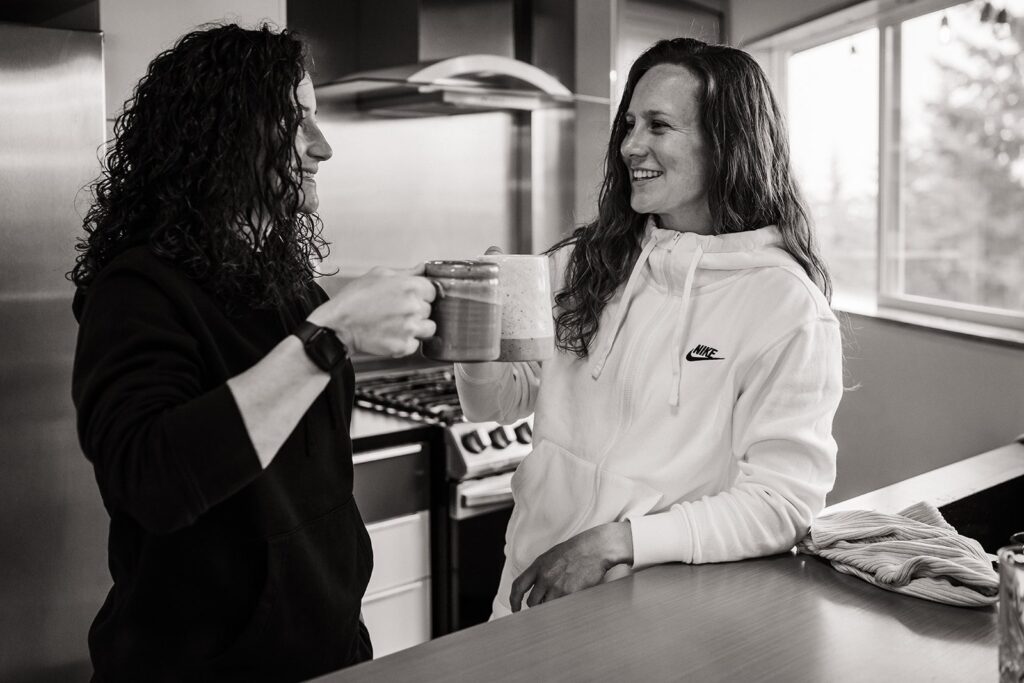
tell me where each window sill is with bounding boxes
[833,295,1024,349]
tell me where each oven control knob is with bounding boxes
[488,426,511,449]
[461,430,487,454]
[513,422,533,444]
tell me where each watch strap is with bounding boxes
[293,321,348,372]
[293,320,325,345]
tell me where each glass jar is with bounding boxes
[999,542,1024,683]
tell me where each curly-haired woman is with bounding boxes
[456,38,844,617]
[70,24,436,681]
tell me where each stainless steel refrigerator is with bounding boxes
[0,22,107,681]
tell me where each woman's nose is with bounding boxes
[620,128,645,159]
[308,124,333,162]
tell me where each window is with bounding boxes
[752,0,1024,333]
[789,29,879,302]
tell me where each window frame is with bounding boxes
[747,0,1024,334]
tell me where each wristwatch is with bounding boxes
[293,321,348,372]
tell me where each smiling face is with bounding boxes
[620,63,711,233]
[294,75,333,214]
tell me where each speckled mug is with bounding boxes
[477,254,554,362]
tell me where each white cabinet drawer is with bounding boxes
[364,510,430,595]
[362,579,431,658]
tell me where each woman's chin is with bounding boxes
[629,200,653,216]
[298,193,319,214]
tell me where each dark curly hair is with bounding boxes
[550,37,832,357]
[69,23,330,309]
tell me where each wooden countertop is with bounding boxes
[319,553,996,682]
[317,440,1023,682]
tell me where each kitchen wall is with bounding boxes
[99,0,287,125]
[832,317,1024,501]
[616,0,723,105]
[313,113,519,275]
[729,0,1024,501]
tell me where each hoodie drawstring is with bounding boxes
[668,244,704,407]
[590,236,660,380]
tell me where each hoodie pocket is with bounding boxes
[208,497,373,681]
[506,440,664,572]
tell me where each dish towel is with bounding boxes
[797,501,999,607]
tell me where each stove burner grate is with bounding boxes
[355,368,465,425]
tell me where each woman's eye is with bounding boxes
[651,120,667,131]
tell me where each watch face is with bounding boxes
[308,327,347,371]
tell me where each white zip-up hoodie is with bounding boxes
[456,220,843,617]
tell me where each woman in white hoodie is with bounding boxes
[456,38,844,617]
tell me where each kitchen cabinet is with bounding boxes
[351,417,442,658]
[361,511,432,658]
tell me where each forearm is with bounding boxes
[629,472,828,567]
[227,335,331,468]
[455,360,540,423]
[601,521,634,568]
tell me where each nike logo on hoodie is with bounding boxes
[685,344,724,362]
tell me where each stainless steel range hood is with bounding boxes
[315,53,575,117]
[290,0,600,117]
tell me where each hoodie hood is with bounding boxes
[591,218,806,406]
[643,220,800,293]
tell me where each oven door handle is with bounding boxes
[461,486,513,508]
[453,472,515,519]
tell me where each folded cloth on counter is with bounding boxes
[797,501,999,607]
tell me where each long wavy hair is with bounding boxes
[550,37,831,357]
[69,23,329,309]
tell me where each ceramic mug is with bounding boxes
[477,254,554,362]
[421,260,502,362]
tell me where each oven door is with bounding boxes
[448,471,515,631]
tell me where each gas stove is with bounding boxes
[354,367,465,425]
[355,366,534,480]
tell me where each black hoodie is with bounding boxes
[71,246,373,682]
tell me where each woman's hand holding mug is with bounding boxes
[308,265,437,358]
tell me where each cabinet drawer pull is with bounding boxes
[353,443,423,465]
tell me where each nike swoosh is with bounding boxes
[685,352,724,362]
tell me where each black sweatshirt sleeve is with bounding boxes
[72,269,262,534]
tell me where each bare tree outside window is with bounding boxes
[901,3,1024,313]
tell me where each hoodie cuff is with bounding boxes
[629,507,696,569]
[455,361,507,384]
[163,384,262,510]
